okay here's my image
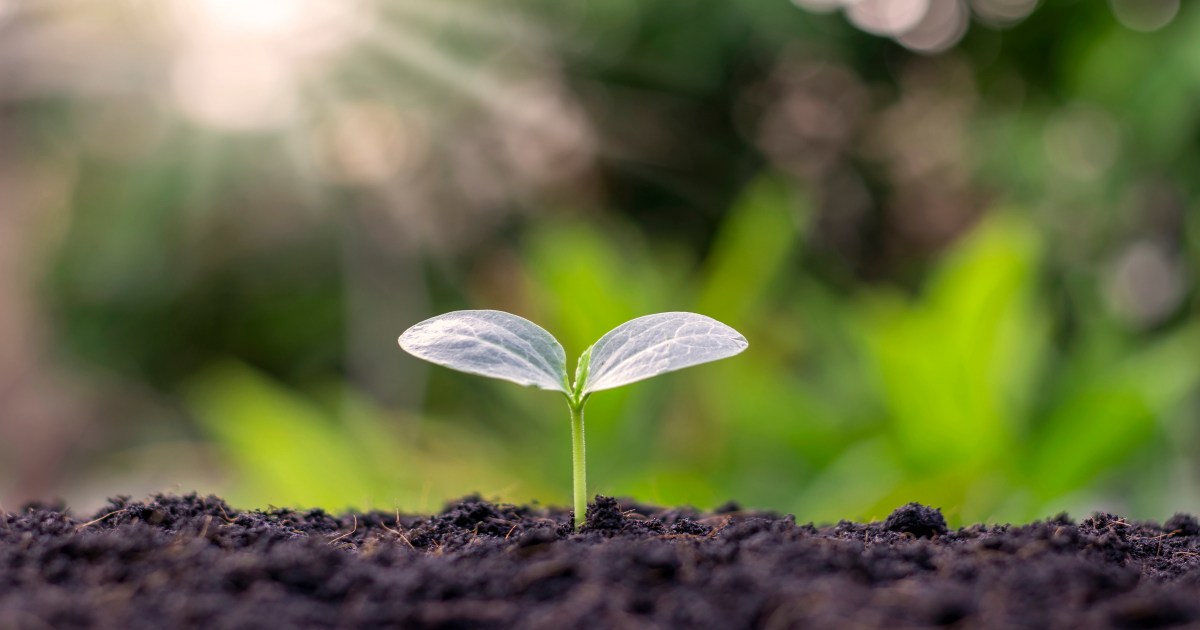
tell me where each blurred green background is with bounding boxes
[0,0,1197,527]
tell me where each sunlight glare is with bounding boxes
[191,0,309,36]
[168,0,364,132]
[172,45,299,132]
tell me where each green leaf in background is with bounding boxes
[694,175,825,446]
[1027,323,1200,510]
[186,361,547,511]
[1028,384,1154,503]
[1071,10,1200,161]
[524,221,669,358]
[796,437,903,524]
[185,361,382,510]
[859,213,1046,476]
[697,176,806,329]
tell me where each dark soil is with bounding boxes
[5,494,1200,629]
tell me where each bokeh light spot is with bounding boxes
[1043,104,1121,181]
[1109,0,1179,33]
[845,0,931,36]
[898,0,969,53]
[970,0,1038,27]
[1107,240,1187,328]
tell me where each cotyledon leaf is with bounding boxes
[582,312,748,394]
[398,310,569,393]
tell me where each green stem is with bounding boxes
[569,401,587,530]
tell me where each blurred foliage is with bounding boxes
[2,0,1198,524]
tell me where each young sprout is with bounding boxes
[398,311,748,530]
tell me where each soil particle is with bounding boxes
[580,495,628,533]
[6,492,1200,629]
[1166,513,1200,537]
[714,500,742,514]
[882,502,948,538]
[668,518,711,536]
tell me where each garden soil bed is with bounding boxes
[4,494,1200,629]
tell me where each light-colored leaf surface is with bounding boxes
[582,312,747,394]
[399,310,569,393]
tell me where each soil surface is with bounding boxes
[4,494,1200,629]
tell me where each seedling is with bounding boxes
[398,310,748,530]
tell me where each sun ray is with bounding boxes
[385,0,549,47]
[360,19,511,110]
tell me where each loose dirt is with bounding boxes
[3,493,1200,629]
